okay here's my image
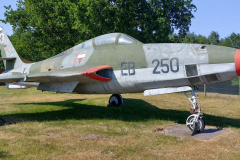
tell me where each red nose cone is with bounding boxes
[235,49,240,76]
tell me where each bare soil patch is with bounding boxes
[84,134,98,140]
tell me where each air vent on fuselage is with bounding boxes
[185,64,198,77]
[96,69,112,78]
[200,46,206,50]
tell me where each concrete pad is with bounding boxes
[163,125,229,140]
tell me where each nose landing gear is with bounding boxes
[184,87,205,133]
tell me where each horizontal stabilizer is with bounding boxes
[144,86,192,96]
[21,59,33,63]
[0,75,24,83]
[0,57,16,60]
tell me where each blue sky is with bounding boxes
[0,0,240,39]
[0,0,18,35]
[190,0,240,38]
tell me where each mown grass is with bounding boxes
[0,86,240,159]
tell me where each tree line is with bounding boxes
[169,31,240,49]
[1,0,196,62]
[0,0,239,64]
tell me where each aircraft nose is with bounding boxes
[234,49,240,76]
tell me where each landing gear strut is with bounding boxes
[109,94,123,107]
[184,87,205,133]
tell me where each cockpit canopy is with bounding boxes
[95,33,119,46]
[81,33,139,48]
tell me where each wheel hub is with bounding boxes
[110,96,118,104]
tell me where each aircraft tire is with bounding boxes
[109,94,123,107]
[187,116,205,133]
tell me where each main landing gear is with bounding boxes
[109,94,123,107]
[184,87,205,133]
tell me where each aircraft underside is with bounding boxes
[71,63,237,95]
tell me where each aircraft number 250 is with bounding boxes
[152,58,179,74]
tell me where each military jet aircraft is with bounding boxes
[0,26,239,133]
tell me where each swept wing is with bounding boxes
[0,65,112,84]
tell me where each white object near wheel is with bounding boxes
[109,94,123,107]
[186,115,205,133]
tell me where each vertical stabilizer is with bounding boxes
[0,27,24,70]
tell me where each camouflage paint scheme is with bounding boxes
[0,26,239,95]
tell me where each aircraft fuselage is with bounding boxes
[1,33,239,94]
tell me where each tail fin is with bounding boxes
[0,27,24,70]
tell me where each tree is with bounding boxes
[180,32,209,44]
[1,0,196,61]
[181,32,198,43]
[208,31,220,45]
[197,35,209,44]
[220,33,240,49]
[220,37,232,48]
[168,33,182,43]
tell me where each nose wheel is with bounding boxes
[109,94,123,107]
[184,87,205,133]
[186,114,205,133]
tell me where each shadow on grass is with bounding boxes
[0,151,11,158]
[2,98,240,129]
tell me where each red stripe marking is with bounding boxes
[73,53,87,67]
[73,54,79,67]
[235,49,240,76]
[40,60,46,72]
[78,58,82,63]
[82,65,112,82]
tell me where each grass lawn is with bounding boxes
[0,86,240,159]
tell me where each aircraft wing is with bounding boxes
[0,65,113,84]
[25,65,113,83]
[0,74,25,83]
